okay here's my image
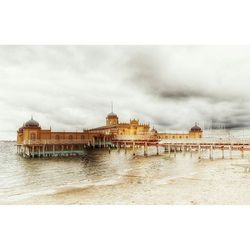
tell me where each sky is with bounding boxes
[1,45,250,139]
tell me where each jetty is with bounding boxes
[17,134,250,159]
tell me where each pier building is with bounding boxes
[157,123,203,140]
[16,111,203,158]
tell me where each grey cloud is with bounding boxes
[1,45,250,139]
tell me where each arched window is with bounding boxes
[30,133,36,140]
[55,135,59,140]
[81,135,85,140]
[69,135,73,140]
[173,136,175,139]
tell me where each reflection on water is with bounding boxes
[0,140,248,203]
[0,141,200,202]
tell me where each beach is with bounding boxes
[11,158,250,205]
[1,141,250,205]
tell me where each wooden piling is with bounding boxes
[132,141,135,156]
[144,142,148,156]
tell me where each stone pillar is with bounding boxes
[230,144,232,159]
[198,144,201,159]
[124,142,127,154]
[168,144,171,157]
[32,146,35,158]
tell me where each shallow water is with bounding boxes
[0,141,249,204]
[0,141,203,203]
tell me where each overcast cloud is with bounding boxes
[1,45,250,139]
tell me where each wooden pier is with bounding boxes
[17,135,250,159]
[16,138,113,158]
[112,136,250,159]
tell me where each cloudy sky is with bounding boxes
[1,45,250,139]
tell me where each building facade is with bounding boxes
[16,112,203,157]
[157,123,203,140]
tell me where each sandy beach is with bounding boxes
[10,157,250,205]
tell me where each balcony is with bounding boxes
[20,139,92,145]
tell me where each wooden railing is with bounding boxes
[159,137,250,144]
[22,139,92,145]
[113,134,158,141]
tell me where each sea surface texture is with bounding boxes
[1,134,250,204]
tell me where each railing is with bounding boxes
[22,139,92,145]
[159,137,250,144]
[113,134,158,141]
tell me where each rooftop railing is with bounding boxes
[21,139,92,145]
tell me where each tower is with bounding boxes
[106,102,119,126]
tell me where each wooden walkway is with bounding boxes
[112,137,250,159]
[17,135,250,159]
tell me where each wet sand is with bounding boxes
[11,158,250,205]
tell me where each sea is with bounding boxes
[1,129,250,204]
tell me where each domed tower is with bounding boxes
[106,103,119,126]
[23,116,41,140]
[24,116,40,128]
[106,112,119,126]
[189,123,203,138]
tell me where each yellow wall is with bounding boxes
[158,130,203,139]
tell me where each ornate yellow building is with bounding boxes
[157,123,203,140]
[89,111,151,136]
[16,111,203,157]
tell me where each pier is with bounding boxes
[17,134,250,159]
[112,137,250,160]
[16,137,113,158]
[16,115,250,159]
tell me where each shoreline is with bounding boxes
[6,158,250,205]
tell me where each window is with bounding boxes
[81,135,84,140]
[55,135,59,140]
[69,135,73,140]
[30,133,36,140]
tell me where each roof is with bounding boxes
[88,124,118,131]
[24,117,40,128]
[106,112,118,118]
[190,124,202,132]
